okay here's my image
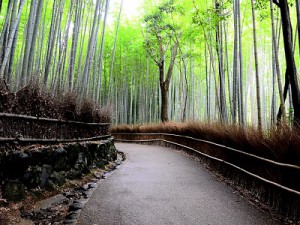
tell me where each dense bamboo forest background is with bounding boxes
[0,0,299,129]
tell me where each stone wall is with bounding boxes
[0,138,117,201]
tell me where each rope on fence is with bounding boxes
[0,112,109,126]
[0,113,111,145]
[113,132,300,170]
[0,135,112,144]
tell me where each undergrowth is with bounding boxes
[112,122,300,166]
[0,81,111,123]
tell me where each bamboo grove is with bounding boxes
[0,0,299,129]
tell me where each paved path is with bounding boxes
[79,143,280,225]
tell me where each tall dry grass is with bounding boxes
[112,122,300,166]
[0,81,112,123]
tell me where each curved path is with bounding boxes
[79,143,280,225]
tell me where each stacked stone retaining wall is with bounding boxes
[0,138,117,201]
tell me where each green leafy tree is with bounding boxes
[143,0,182,122]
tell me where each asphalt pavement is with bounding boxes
[78,143,280,225]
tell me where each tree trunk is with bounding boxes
[108,0,123,99]
[0,0,25,80]
[158,61,168,122]
[296,0,300,56]
[237,0,245,125]
[205,44,210,122]
[81,0,102,97]
[232,0,239,124]
[6,0,19,85]
[216,1,228,123]
[270,0,286,125]
[0,1,13,69]
[96,0,110,102]
[181,57,188,122]
[275,0,300,126]
[159,43,178,123]
[161,86,169,122]
[67,0,81,91]
[27,0,43,81]
[251,0,262,130]
[43,0,59,85]
[21,0,38,86]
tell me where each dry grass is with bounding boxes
[77,98,95,122]
[112,122,300,165]
[59,91,78,121]
[113,122,300,191]
[0,82,111,123]
[13,83,61,119]
[94,104,112,124]
[0,81,14,114]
